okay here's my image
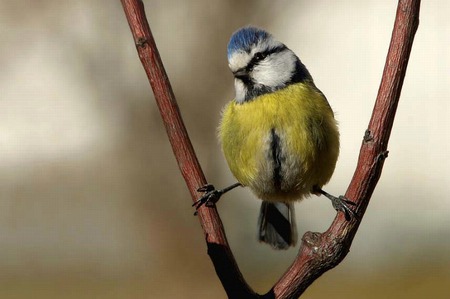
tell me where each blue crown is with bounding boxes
[227,26,270,58]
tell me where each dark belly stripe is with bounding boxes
[270,128,283,189]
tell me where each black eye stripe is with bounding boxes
[264,45,287,56]
[246,45,287,71]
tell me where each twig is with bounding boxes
[120,0,420,298]
[273,0,420,297]
[120,0,255,297]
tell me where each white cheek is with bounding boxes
[229,52,251,73]
[252,51,296,88]
[234,79,247,103]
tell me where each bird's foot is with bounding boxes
[314,187,358,221]
[192,184,223,215]
[329,195,357,221]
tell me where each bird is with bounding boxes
[193,26,356,250]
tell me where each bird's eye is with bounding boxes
[254,52,266,61]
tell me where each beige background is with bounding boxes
[0,0,449,298]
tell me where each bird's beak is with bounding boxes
[233,69,248,80]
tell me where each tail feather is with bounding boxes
[257,201,297,250]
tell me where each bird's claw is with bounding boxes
[315,187,358,221]
[192,184,223,215]
[196,184,215,193]
[331,195,358,221]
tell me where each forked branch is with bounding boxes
[120,0,420,298]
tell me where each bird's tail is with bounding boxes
[257,201,297,250]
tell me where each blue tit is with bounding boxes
[194,26,355,250]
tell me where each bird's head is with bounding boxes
[227,26,311,103]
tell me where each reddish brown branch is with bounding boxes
[273,0,420,297]
[121,0,420,298]
[120,0,255,297]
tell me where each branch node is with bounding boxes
[363,129,374,143]
[136,37,148,48]
[302,231,322,253]
[377,150,389,162]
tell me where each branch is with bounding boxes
[273,0,420,297]
[120,0,420,298]
[120,0,256,297]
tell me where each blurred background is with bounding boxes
[0,0,449,298]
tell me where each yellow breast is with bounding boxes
[219,82,339,202]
